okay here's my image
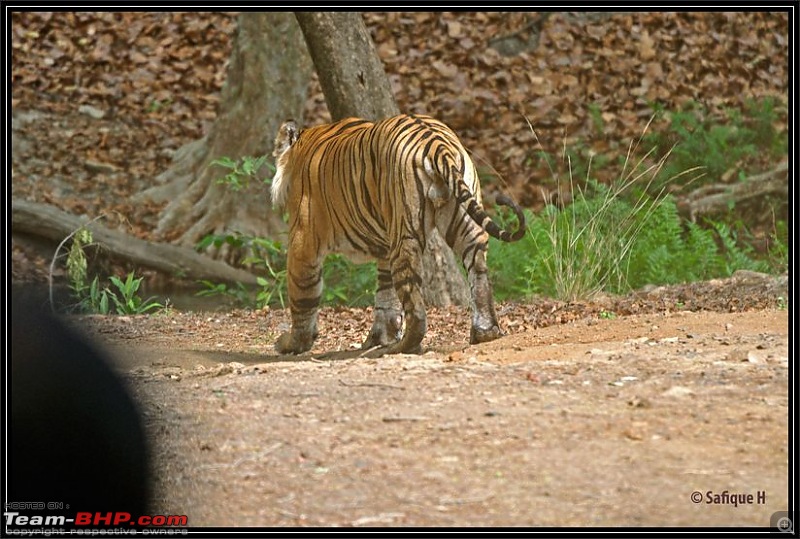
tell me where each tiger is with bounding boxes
[271,113,525,356]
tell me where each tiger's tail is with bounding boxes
[427,141,525,242]
[271,120,301,210]
[456,184,526,242]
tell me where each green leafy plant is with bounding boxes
[104,273,164,314]
[196,280,254,307]
[768,219,789,273]
[587,102,605,135]
[58,225,164,315]
[77,273,164,315]
[255,259,288,308]
[146,98,172,113]
[211,155,274,191]
[79,272,165,315]
[486,206,540,300]
[490,186,782,301]
[195,234,376,309]
[196,233,288,309]
[536,120,698,300]
[321,255,376,307]
[85,275,111,314]
[624,199,770,288]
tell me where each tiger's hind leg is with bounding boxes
[275,242,323,355]
[362,261,404,350]
[438,205,503,344]
[364,240,427,357]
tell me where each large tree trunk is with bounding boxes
[294,12,469,307]
[135,12,312,261]
[294,12,398,121]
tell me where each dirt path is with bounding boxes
[88,306,789,527]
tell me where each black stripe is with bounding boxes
[293,296,321,311]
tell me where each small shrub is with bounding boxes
[211,155,274,191]
[62,227,164,315]
[104,273,165,315]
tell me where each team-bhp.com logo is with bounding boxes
[5,511,187,527]
[75,512,187,527]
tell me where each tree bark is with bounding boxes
[295,12,398,121]
[295,12,469,307]
[135,12,312,262]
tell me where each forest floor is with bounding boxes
[72,271,790,527]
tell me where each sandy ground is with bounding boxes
[74,281,790,528]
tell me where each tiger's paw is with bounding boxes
[275,331,314,355]
[361,329,402,350]
[362,308,403,349]
[470,324,503,344]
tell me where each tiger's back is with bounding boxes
[272,113,525,356]
[272,115,484,262]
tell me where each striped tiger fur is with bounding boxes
[271,113,525,356]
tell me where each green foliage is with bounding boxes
[624,198,770,288]
[587,102,605,135]
[196,280,254,307]
[196,233,286,269]
[104,273,165,315]
[195,234,376,309]
[79,274,164,315]
[488,111,784,301]
[532,178,664,300]
[488,206,545,300]
[65,229,164,314]
[490,191,779,301]
[196,233,288,309]
[66,228,93,300]
[645,97,788,191]
[210,155,274,191]
[146,98,172,113]
[321,255,376,307]
[768,219,789,272]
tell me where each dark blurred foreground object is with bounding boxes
[10,289,150,514]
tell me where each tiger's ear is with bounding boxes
[273,119,300,158]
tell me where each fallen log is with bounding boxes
[683,162,788,221]
[12,200,259,286]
